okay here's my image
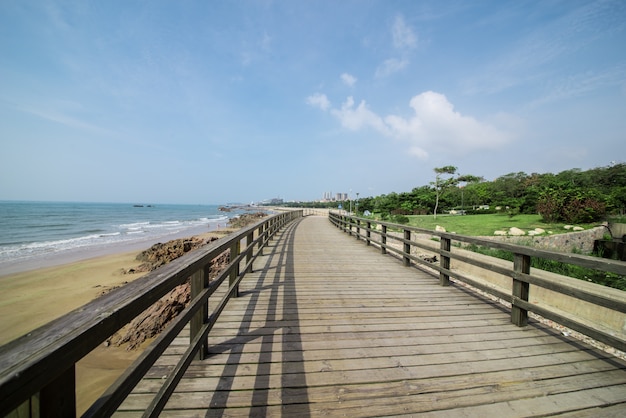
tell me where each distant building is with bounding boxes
[320,191,349,202]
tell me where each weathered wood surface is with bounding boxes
[116,216,626,417]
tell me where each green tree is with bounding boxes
[432,166,457,219]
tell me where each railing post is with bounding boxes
[257,224,265,255]
[246,231,254,273]
[403,229,411,267]
[190,266,209,360]
[381,225,387,254]
[512,253,531,326]
[230,240,240,297]
[366,221,371,246]
[40,365,76,417]
[439,237,451,286]
[356,219,361,239]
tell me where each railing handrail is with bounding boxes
[0,210,303,417]
[329,212,626,353]
[331,212,625,274]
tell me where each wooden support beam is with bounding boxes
[403,229,411,267]
[39,365,76,418]
[190,267,209,360]
[512,253,531,326]
[439,237,451,286]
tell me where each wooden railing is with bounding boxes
[0,210,303,417]
[329,212,626,353]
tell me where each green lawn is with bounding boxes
[401,213,597,236]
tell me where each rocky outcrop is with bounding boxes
[110,236,230,350]
[228,212,268,229]
[108,282,191,349]
[108,212,269,350]
[124,236,213,274]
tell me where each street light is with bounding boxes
[349,189,352,215]
[356,192,359,214]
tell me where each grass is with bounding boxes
[609,215,626,224]
[366,212,624,289]
[466,244,626,291]
[401,213,599,236]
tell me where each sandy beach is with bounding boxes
[0,249,149,414]
[0,228,235,415]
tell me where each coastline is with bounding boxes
[0,221,229,277]
[0,226,237,414]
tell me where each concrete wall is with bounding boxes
[609,223,626,239]
[480,225,607,254]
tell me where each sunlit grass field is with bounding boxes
[389,213,623,290]
[400,213,599,236]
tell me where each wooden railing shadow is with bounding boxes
[206,217,310,417]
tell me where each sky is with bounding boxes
[1,0,625,204]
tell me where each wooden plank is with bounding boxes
[122,372,626,414]
[116,215,626,417]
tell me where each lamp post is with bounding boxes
[349,189,352,215]
[356,192,359,214]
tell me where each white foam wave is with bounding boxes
[0,210,241,267]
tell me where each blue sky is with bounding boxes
[1,1,625,204]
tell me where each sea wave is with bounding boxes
[0,216,229,265]
[0,202,249,271]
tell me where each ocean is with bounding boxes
[0,201,252,275]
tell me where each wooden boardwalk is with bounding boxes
[117,216,626,417]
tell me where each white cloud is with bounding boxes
[17,102,109,135]
[375,58,408,78]
[330,96,389,134]
[341,73,357,87]
[375,16,417,78]
[311,90,511,160]
[392,15,417,50]
[306,93,331,111]
[530,63,626,107]
[388,91,510,157]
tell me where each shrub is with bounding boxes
[537,189,606,223]
[562,197,606,224]
[393,214,410,224]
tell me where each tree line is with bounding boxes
[281,164,626,223]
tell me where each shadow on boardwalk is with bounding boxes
[208,217,310,417]
[119,216,626,417]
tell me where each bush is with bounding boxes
[562,198,606,224]
[536,194,563,223]
[537,189,606,223]
[393,214,410,224]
